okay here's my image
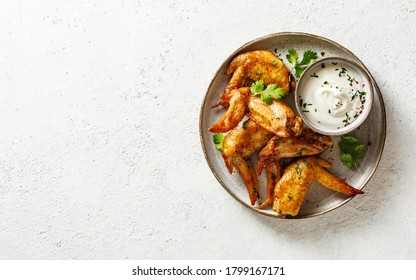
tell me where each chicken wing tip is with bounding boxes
[353,189,365,195]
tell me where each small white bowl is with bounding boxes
[295,57,374,136]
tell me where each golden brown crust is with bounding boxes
[247,96,302,137]
[209,88,251,133]
[223,50,291,100]
[258,129,333,209]
[314,164,364,195]
[273,158,314,217]
[222,119,273,205]
[258,129,333,175]
[273,157,364,217]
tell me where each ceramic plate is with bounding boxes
[199,32,386,218]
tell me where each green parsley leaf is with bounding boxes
[339,135,359,154]
[341,135,359,145]
[300,50,318,65]
[355,144,366,159]
[293,66,304,78]
[286,48,299,66]
[265,84,285,100]
[286,49,318,78]
[250,80,264,94]
[260,92,273,104]
[213,133,225,151]
[338,135,366,169]
[250,80,286,105]
[340,153,356,168]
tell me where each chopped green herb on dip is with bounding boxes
[298,62,369,130]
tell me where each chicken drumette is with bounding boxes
[247,96,302,137]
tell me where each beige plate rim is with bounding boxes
[199,32,387,219]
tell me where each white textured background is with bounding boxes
[0,0,415,259]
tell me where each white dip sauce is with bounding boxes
[299,62,369,130]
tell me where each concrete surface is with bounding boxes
[0,0,415,259]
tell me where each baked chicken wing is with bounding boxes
[273,157,364,217]
[258,129,333,209]
[222,119,273,205]
[209,87,250,133]
[223,50,291,100]
[273,157,315,217]
[248,96,302,137]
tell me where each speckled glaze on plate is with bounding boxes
[199,32,386,219]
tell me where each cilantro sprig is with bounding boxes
[286,48,318,78]
[338,135,366,169]
[250,80,286,104]
[213,133,225,151]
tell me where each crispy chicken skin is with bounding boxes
[258,129,333,209]
[273,157,314,217]
[209,88,250,133]
[314,165,364,195]
[258,129,333,175]
[222,119,273,205]
[273,157,364,217]
[223,50,291,100]
[248,96,302,137]
[210,91,302,136]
